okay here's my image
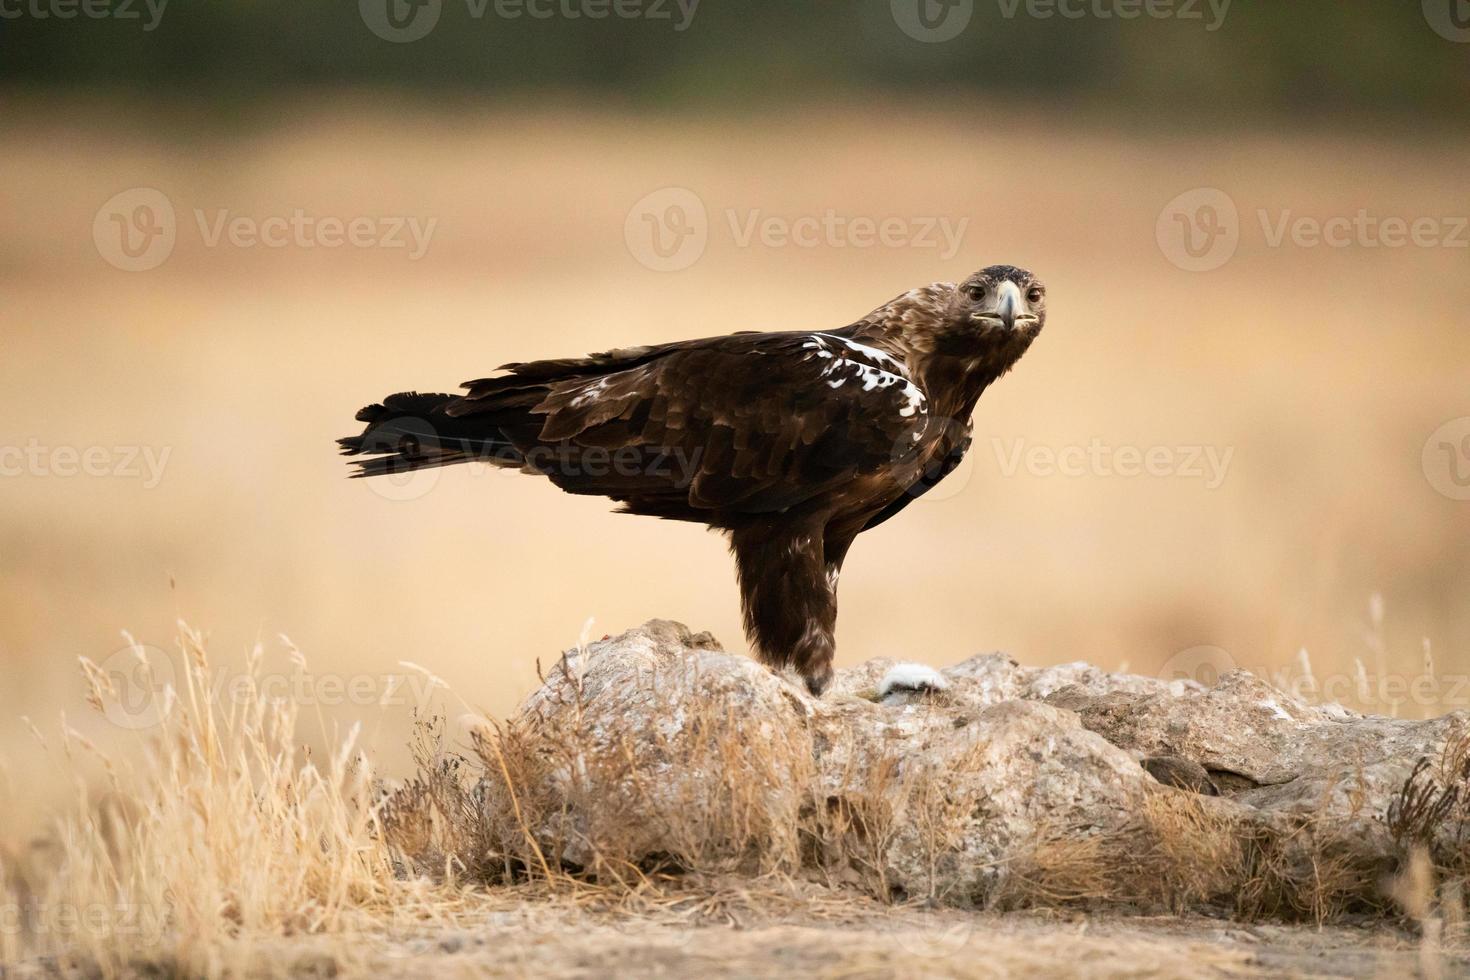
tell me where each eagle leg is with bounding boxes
[730,516,838,697]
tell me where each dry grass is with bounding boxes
[1383,732,1470,966]
[979,728,1470,959]
[383,648,815,888]
[379,650,1001,909]
[0,624,981,976]
[4,625,1470,976]
[996,790,1394,924]
[0,623,458,976]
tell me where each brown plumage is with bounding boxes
[339,265,1047,695]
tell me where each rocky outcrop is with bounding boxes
[481,620,1470,911]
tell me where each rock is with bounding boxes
[510,620,814,872]
[1141,756,1220,796]
[475,621,1470,912]
[1045,670,1470,822]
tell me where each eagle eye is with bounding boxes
[1026,286,1045,304]
[965,283,987,301]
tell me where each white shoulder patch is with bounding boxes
[878,663,950,699]
[801,333,926,418]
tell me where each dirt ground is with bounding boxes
[113,903,1454,979]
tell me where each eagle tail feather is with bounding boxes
[338,391,523,477]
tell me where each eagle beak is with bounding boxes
[968,279,1039,333]
[995,281,1021,332]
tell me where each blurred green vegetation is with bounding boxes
[1,1,1465,121]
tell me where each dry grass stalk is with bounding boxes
[1386,731,1470,944]
[383,652,817,890]
[998,787,1390,923]
[996,792,1242,914]
[11,625,1467,977]
[1,623,471,977]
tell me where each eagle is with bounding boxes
[339,265,1046,695]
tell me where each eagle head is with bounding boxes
[950,264,1046,347]
[874,265,1046,370]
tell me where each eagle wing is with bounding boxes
[447,330,929,519]
[860,424,972,531]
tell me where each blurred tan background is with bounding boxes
[2,1,1469,810]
